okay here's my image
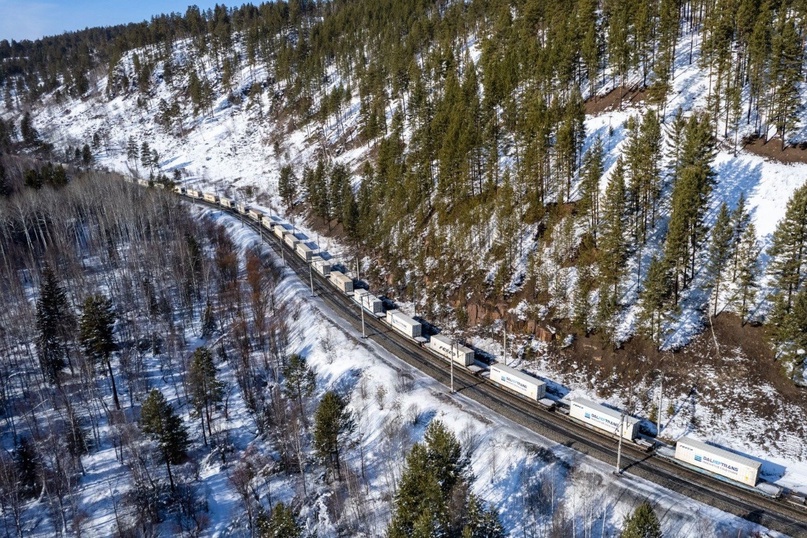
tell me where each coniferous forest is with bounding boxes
[0,0,807,536]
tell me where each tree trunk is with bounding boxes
[105,358,121,410]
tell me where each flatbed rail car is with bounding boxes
[329,270,353,293]
[353,289,383,315]
[312,257,331,276]
[385,309,422,339]
[236,203,249,215]
[489,363,546,401]
[295,242,316,262]
[203,192,218,204]
[219,197,236,209]
[568,397,640,441]
[427,334,474,366]
[186,189,201,199]
[247,209,263,222]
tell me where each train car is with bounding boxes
[490,363,546,401]
[568,397,639,440]
[674,436,760,487]
[273,223,292,239]
[312,257,331,276]
[236,203,249,215]
[329,271,353,293]
[186,189,201,199]
[219,197,236,209]
[283,232,301,249]
[173,185,186,195]
[385,309,422,338]
[353,289,383,315]
[137,179,150,187]
[154,182,165,189]
[203,192,218,204]
[427,334,474,366]
[295,242,316,262]
[247,209,263,222]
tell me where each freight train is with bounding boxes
[134,181,797,501]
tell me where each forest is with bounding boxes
[2,0,806,380]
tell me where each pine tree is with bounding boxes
[769,15,803,150]
[140,388,189,489]
[188,347,224,446]
[126,136,139,166]
[14,436,39,500]
[731,222,759,325]
[638,256,672,346]
[36,266,76,384]
[79,294,120,410]
[597,158,627,339]
[140,141,151,173]
[387,420,494,538]
[278,164,297,209]
[312,391,354,480]
[579,137,604,244]
[620,501,662,538]
[258,502,302,538]
[767,183,807,310]
[730,192,752,281]
[81,143,92,165]
[282,353,316,425]
[706,203,734,317]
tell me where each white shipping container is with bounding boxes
[236,203,248,215]
[312,257,331,276]
[353,289,383,314]
[330,271,353,293]
[428,334,474,366]
[248,209,262,221]
[273,223,291,239]
[490,363,546,401]
[675,436,760,487]
[138,179,150,187]
[568,398,639,440]
[385,310,422,338]
[186,189,200,198]
[220,197,235,209]
[295,243,315,262]
[203,193,218,203]
[173,186,185,195]
[283,233,300,249]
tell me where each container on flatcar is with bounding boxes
[236,203,249,215]
[138,179,150,187]
[202,193,218,203]
[427,334,474,366]
[385,310,422,338]
[186,189,201,198]
[490,363,545,400]
[220,197,236,209]
[674,436,760,487]
[568,398,639,440]
[295,242,315,262]
[273,223,292,239]
[353,289,383,314]
[283,232,301,249]
[312,257,331,276]
[329,271,353,293]
[173,186,186,195]
[247,209,263,222]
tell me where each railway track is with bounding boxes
[193,198,807,537]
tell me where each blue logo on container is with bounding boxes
[695,455,702,462]
[584,412,591,419]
